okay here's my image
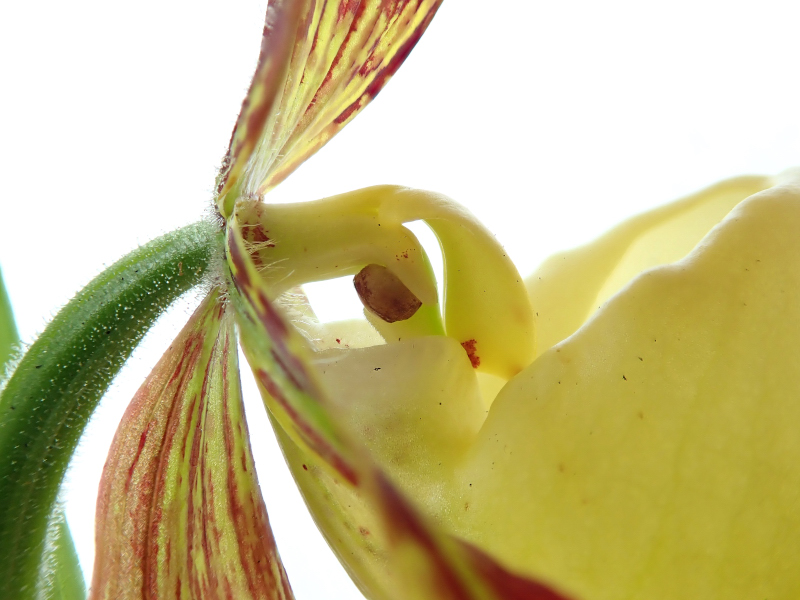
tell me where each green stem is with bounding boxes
[0,221,219,599]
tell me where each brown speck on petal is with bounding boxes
[461,339,480,368]
[354,263,422,323]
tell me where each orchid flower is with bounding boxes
[0,1,559,598]
[2,2,800,600]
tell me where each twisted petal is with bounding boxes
[225,214,571,599]
[92,291,293,600]
[216,0,443,216]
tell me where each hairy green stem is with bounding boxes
[0,221,219,599]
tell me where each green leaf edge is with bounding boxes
[0,220,220,599]
[38,507,86,600]
[0,266,20,370]
[0,271,86,598]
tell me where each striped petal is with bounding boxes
[92,290,293,600]
[216,0,443,217]
[225,213,571,600]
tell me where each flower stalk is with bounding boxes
[0,223,217,599]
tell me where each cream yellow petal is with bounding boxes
[451,178,800,599]
[314,337,486,501]
[527,175,772,355]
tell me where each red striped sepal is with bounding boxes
[91,291,294,600]
[216,0,443,217]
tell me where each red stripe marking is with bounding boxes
[146,328,206,598]
[228,230,254,291]
[270,347,311,395]
[219,0,299,195]
[227,327,293,597]
[376,471,473,599]
[256,289,290,341]
[126,421,153,493]
[460,541,575,600]
[256,368,359,486]
[333,1,439,125]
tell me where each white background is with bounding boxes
[2,1,800,598]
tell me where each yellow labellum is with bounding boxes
[276,173,800,599]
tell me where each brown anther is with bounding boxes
[354,264,422,323]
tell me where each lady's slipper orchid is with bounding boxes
[2,2,800,600]
[0,1,562,599]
